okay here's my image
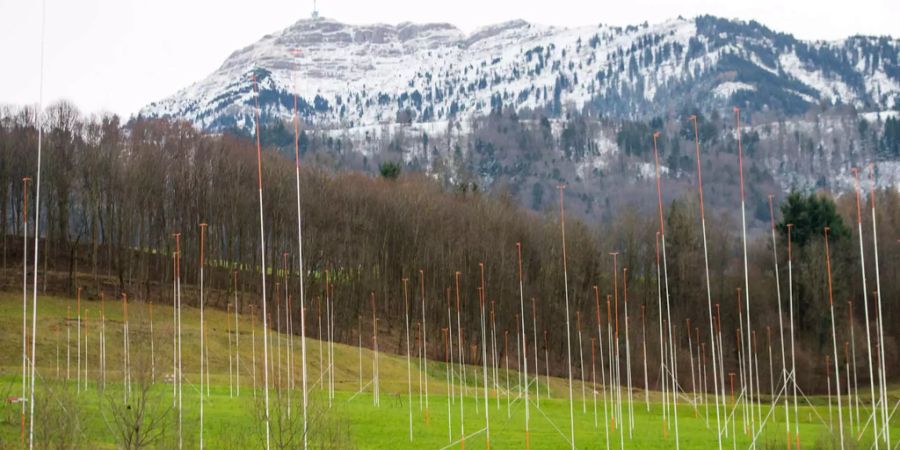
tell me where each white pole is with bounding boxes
[532,298,540,408]
[736,293,748,435]
[287,261,294,395]
[175,236,184,450]
[623,268,634,432]
[417,321,422,411]
[479,268,491,449]
[786,225,799,449]
[316,298,326,392]
[515,244,530,447]
[865,165,889,447]
[325,279,333,405]
[172,251,178,405]
[687,320,696,407]
[844,341,853,434]
[752,330,761,427]
[849,168,880,448]
[505,330,511,419]
[27,2,45,447]
[577,311,586,415]
[228,302,234,398]
[420,270,429,421]
[250,73,271,450]
[611,253,624,447]
[729,372,737,449]
[21,176,30,443]
[65,308,69,381]
[441,326,453,442]
[607,295,618,443]
[149,302,155,383]
[591,337,598,429]
[443,327,452,442]
[653,132,680,449]
[591,337,597,428]
[447,288,455,407]
[766,328,774,412]
[544,331,551,399]
[371,292,379,407]
[403,279,414,441]
[454,273,465,446]
[82,308,88,391]
[641,305,649,412]
[716,305,727,440]
[824,227,846,449]
[655,233,667,432]
[291,56,309,448]
[848,301,860,433]
[826,357,834,433]
[491,302,500,411]
[557,185,576,449]
[275,283,282,391]
[701,340,709,426]
[358,316,362,392]
[733,108,755,444]
[235,272,241,398]
[595,288,610,450]
[251,305,257,399]
[329,283,335,402]
[766,194,792,442]
[689,114,724,449]
[199,222,207,450]
[122,293,130,402]
[204,326,210,395]
[101,293,106,390]
[515,314,521,398]
[77,288,82,393]
[83,310,88,390]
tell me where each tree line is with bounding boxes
[1,101,897,394]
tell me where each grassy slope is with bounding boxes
[0,291,896,449]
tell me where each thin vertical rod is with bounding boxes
[27,3,46,447]
[420,270,429,420]
[251,73,271,450]
[787,225,800,449]
[455,272,465,447]
[21,176,31,445]
[291,88,309,448]
[824,227,845,449]
[199,222,207,450]
[767,195,791,444]
[850,168,880,448]
[623,268,634,432]
[866,165,889,446]
[653,132,679,449]
[532,298,540,408]
[557,185,576,449]
[734,108,755,443]
[595,287,610,450]
[403,278,414,441]
[516,243,530,446]
[479,267,491,449]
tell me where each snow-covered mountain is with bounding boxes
[139,15,900,132]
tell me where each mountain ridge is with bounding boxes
[138,15,899,132]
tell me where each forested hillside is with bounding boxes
[2,104,898,392]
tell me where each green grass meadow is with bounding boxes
[0,292,896,448]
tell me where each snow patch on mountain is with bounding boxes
[714,81,755,98]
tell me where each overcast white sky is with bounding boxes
[0,0,894,117]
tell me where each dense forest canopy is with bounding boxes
[1,101,898,393]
